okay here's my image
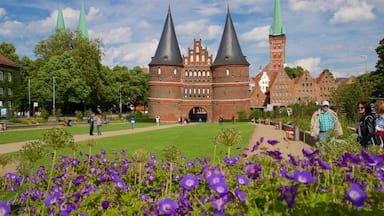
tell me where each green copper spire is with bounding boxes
[269,0,286,36]
[56,5,65,31]
[78,1,88,38]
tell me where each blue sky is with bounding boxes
[1,0,383,78]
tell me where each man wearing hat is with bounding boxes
[310,100,343,141]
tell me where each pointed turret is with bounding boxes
[149,7,183,66]
[269,0,286,36]
[56,5,65,31]
[78,1,88,38]
[212,8,249,66]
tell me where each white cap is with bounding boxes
[322,100,330,107]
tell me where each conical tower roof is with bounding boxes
[213,8,249,66]
[269,0,286,36]
[78,1,88,38]
[149,7,183,66]
[56,5,65,31]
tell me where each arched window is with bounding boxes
[226,68,230,76]
[157,68,161,75]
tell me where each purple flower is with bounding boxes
[236,174,249,186]
[180,174,199,191]
[315,158,330,170]
[346,183,367,208]
[212,182,229,195]
[44,192,63,206]
[251,141,260,152]
[234,188,246,202]
[244,163,262,181]
[280,185,296,207]
[101,200,110,209]
[0,201,10,216]
[259,137,264,143]
[267,139,280,145]
[157,198,178,216]
[293,170,314,184]
[223,156,240,165]
[207,173,225,186]
[211,195,228,211]
[115,179,128,191]
[302,148,320,158]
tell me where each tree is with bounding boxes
[0,42,19,62]
[34,30,104,113]
[320,69,334,79]
[371,38,384,97]
[284,66,304,79]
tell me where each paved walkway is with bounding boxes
[0,123,312,173]
[245,123,312,158]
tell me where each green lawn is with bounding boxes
[0,122,155,144]
[25,122,256,168]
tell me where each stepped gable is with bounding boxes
[212,8,249,66]
[149,6,183,66]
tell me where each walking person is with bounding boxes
[375,100,384,140]
[231,115,235,125]
[96,114,103,136]
[156,115,160,126]
[88,112,95,136]
[219,114,224,126]
[349,101,379,148]
[310,100,343,141]
[130,116,136,129]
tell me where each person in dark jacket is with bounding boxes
[350,101,376,148]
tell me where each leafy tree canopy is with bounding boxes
[284,66,304,79]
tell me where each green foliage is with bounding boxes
[162,145,181,162]
[321,69,335,79]
[237,110,248,121]
[131,149,148,163]
[19,140,47,163]
[284,66,304,79]
[75,110,84,121]
[212,128,242,147]
[0,154,11,168]
[41,127,74,150]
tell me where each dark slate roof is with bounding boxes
[0,54,19,68]
[212,9,249,66]
[149,7,183,66]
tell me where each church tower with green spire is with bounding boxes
[56,5,65,31]
[269,0,286,71]
[78,1,89,38]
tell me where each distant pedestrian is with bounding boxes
[130,116,136,129]
[231,115,235,125]
[96,114,103,136]
[219,114,224,126]
[310,100,343,141]
[156,115,160,126]
[375,100,384,140]
[88,112,95,136]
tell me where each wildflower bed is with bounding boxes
[1,137,384,215]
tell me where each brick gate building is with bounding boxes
[148,7,250,122]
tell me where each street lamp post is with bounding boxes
[360,55,368,73]
[53,77,56,117]
[119,85,123,114]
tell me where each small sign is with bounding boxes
[33,102,38,107]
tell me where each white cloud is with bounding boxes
[92,27,132,45]
[176,19,221,40]
[241,25,269,41]
[102,40,158,67]
[330,2,375,23]
[0,8,6,18]
[0,20,24,37]
[292,57,321,75]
